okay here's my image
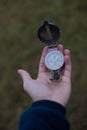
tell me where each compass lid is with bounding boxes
[37,21,60,45]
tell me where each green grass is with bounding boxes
[0,0,87,130]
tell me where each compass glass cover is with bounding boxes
[45,50,64,70]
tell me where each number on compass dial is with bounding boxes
[45,50,64,70]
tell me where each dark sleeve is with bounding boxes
[19,100,70,130]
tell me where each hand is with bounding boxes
[18,44,71,106]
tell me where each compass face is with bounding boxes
[45,50,64,70]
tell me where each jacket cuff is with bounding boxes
[32,100,66,116]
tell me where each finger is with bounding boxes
[18,69,32,88]
[38,46,48,73]
[63,49,71,78]
[58,44,63,52]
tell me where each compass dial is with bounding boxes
[45,50,64,70]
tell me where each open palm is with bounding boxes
[18,44,71,106]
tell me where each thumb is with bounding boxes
[17,69,32,89]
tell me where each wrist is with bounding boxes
[32,96,68,107]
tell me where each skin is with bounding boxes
[18,44,71,107]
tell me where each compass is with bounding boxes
[37,21,64,80]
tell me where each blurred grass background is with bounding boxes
[0,0,87,130]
